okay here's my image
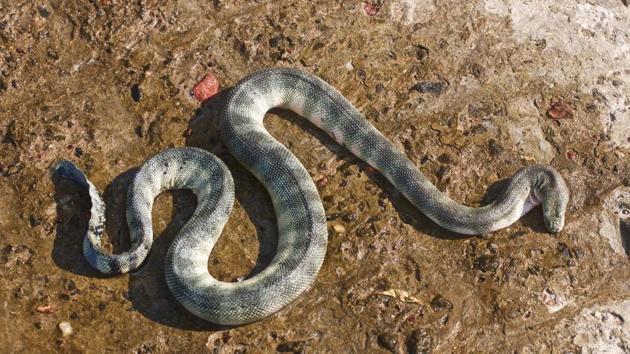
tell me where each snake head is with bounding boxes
[540,170,570,233]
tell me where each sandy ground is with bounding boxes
[1,0,629,353]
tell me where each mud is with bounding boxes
[1,0,629,353]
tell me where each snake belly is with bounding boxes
[54,67,569,326]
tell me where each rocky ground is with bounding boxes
[1,0,629,353]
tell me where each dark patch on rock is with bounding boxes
[277,340,306,353]
[410,82,444,94]
[406,329,432,354]
[131,84,142,102]
[473,255,500,273]
[377,332,398,352]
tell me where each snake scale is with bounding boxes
[54,67,569,325]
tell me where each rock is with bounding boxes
[473,255,500,273]
[430,295,453,311]
[598,187,630,255]
[414,44,430,61]
[192,73,220,101]
[410,82,444,94]
[333,224,346,233]
[341,212,358,222]
[58,322,73,336]
[277,340,305,353]
[569,300,630,353]
[130,84,142,102]
[406,329,432,354]
[377,332,398,352]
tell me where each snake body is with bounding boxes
[54,68,569,325]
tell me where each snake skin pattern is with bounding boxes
[54,67,569,325]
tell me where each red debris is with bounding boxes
[364,2,380,16]
[183,127,193,137]
[547,101,574,120]
[566,150,577,161]
[192,73,220,102]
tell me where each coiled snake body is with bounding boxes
[55,68,569,325]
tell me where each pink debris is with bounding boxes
[547,101,574,120]
[36,304,55,314]
[364,2,380,16]
[192,73,220,101]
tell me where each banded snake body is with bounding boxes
[55,68,569,325]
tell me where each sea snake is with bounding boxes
[54,67,570,325]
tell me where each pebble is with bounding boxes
[414,44,430,61]
[473,255,500,273]
[333,224,346,233]
[377,332,398,352]
[58,321,73,336]
[406,329,432,354]
[430,295,453,311]
[130,84,142,102]
[192,73,220,101]
[341,212,358,222]
[410,81,444,94]
[276,340,305,353]
[344,61,354,71]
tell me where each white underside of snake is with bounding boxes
[54,68,569,325]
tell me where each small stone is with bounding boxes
[29,214,42,227]
[406,329,432,354]
[38,6,50,17]
[316,176,328,189]
[277,340,305,353]
[377,332,398,352]
[344,61,354,71]
[410,82,444,94]
[473,255,500,273]
[269,36,281,48]
[58,321,73,336]
[130,84,142,102]
[342,212,358,222]
[333,224,346,233]
[192,73,220,101]
[414,44,430,61]
[430,295,453,311]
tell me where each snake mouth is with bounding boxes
[545,217,564,233]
